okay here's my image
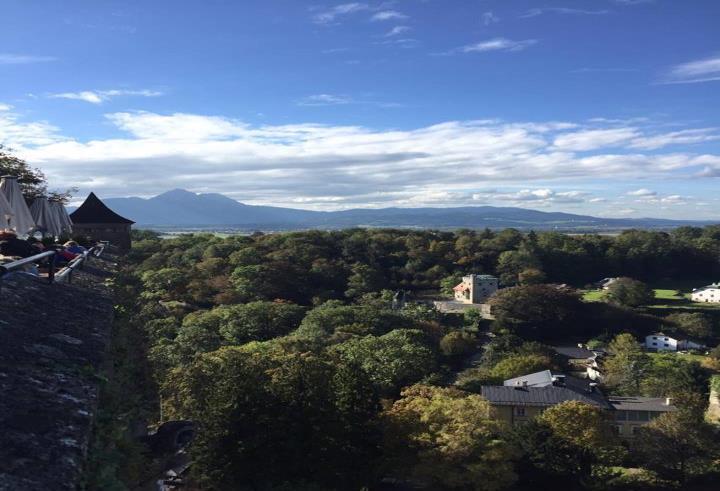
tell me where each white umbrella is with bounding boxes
[50,200,73,235]
[0,176,35,235]
[30,197,63,237]
[0,191,13,229]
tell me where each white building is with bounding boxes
[645,333,678,351]
[645,333,706,352]
[691,283,720,303]
[453,274,498,304]
[597,277,619,290]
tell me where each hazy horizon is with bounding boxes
[2,1,719,219]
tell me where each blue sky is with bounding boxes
[1,0,719,218]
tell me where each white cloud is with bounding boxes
[312,3,369,24]
[629,128,720,150]
[481,11,499,26]
[371,10,408,21]
[297,94,401,107]
[628,188,657,197]
[297,94,353,106]
[0,109,63,146]
[48,89,163,105]
[662,55,720,84]
[1,108,719,211]
[553,128,639,151]
[521,8,609,18]
[457,38,538,54]
[471,188,591,206]
[376,37,420,49]
[0,54,56,64]
[385,25,411,37]
[0,103,12,112]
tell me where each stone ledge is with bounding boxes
[0,256,116,491]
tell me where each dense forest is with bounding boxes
[89,227,720,490]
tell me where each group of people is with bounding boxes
[0,229,88,277]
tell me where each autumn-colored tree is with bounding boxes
[439,330,477,362]
[534,401,624,484]
[382,384,518,490]
[665,312,714,341]
[635,411,720,484]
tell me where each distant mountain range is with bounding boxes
[73,189,716,231]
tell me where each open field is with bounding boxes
[583,280,720,311]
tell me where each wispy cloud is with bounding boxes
[553,128,640,151]
[376,37,420,49]
[521,8,610,18]
[385,25,411,37]
[628,188,656,197]
[0,53,56,64]
[481,11,499,26]
[661,55,720,84]
[629,128,720,150]
[312,3,369,25]
[572,67,638,73]
[474,188,590,205]
[297,93,401,107]
[48,89,163,104]
[371,10,408,21]
[296,94,353,106]
[453,38,538,54]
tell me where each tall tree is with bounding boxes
[382,384,518,490]
[604,277,655,307]
[635,411,719,484]
[603,333,651,395]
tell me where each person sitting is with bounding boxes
[0,230,35,258]
[64,240,87,255]
[27,237,45,255]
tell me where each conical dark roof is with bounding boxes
[69,192,134,224]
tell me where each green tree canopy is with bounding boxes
[490,284,586,340]
[382,384,518,490]
[603,333,651,395]
[332,329,436,396]
[635,411,720,484]
[604,277,655,307]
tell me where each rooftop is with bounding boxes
[69,192,134,225]
[553,346,597,360]
[608,396,676,412]
[481,384,612,409]
[693,283,720,291]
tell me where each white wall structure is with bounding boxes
[691,284,720,303]
[453,274,498,304]
[645,333,679,352]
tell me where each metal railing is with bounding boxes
[0,244,105,284]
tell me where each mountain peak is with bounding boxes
[155,188,197,199]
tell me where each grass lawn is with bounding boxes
[582,282,720,311]
[646,282,720,311]
[652,288,685,301]
[582,289,606,302]
[648,351,707,363]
